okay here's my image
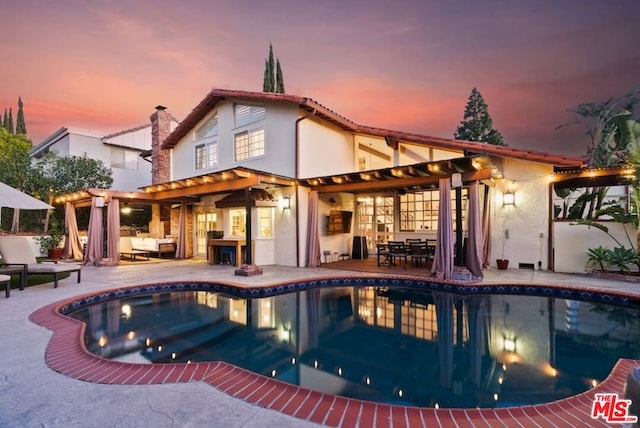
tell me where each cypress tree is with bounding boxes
[276,59,285,94]
[7,108,14,134]
[2,109,8,131]
[16,97,26,135]
[454,87,506,146]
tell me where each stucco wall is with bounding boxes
[491,159,552,270]
[553,221,636,273]
[298,117,353,178]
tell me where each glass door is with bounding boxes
[195,212,217,257]
[356,195,395,253]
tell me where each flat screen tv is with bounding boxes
[327,210,353,234]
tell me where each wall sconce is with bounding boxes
[502,190,515,206]
[120,203,132,215]
[503,336,517,353]
[451,173,462,188]
[282,196,291,210]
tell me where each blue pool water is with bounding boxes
[68,281,640,409]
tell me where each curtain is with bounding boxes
[465,181,484,279]
[83,197,103,266]
[106,198,120,262]
[482,186,493,268]
[63,202,84,261]
[175,202,188,259]
[431,178,454,279]
[306,191,321,268]
[434,291,454,388]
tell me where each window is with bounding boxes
[195,142,217,170]
[195,113,218,140]
[234,104,265,128]
[234,128,264,161]
[229,209,246,236]
[399,189,467,232]
[110,147,139,170]
[258,207,273,238]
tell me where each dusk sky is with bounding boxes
[1,0,638,156]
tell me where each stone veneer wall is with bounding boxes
[169,205,194,257]
[150,107,172,185]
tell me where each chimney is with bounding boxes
[150,105,171,184]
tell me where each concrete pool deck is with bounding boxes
[1,259,638,427]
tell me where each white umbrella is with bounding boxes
[0,181,53,226]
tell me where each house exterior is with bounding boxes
[132,89,587,271]
[30,124,163,191]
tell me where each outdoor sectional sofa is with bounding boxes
[130,237,176,258]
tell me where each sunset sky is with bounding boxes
[1,0,638,156]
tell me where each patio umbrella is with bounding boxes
[0,181,52,225]
[63,202,84,261]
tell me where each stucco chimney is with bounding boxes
[150,105,172,184]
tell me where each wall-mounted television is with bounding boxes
[327,210,353,234]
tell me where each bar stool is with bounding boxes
[1,274,11,298]
[220,247,235,265]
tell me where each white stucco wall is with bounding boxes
[171,101,299,181]
[298,117,353,178]
[491,159,553,270]
[553,221,636,273]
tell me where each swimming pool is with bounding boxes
[62,278,639,410]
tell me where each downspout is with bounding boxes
[295,107,317,267]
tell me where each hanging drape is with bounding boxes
[465,181,484,279]
[306,191,321,268]
[467,295,487,387]
[63,202,84,261]
[432,178,454,279]
[83,197,104,266]
[482,186,493,268]
[175,202,188,259]
[106,198,120,262]
[434,291,454,388]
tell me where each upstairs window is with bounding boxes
[111,147,139,170]
[234,128,265,162]
[195,142,217,170]
[234,104,265,128]
[195,113,218,140]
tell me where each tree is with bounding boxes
[262,44,285,94]
[16,96,27,135]
[454,87,505,146]
[276,59,285,94]
[0,128,36,232]
[7,108,14,134]
[2,108,8,132]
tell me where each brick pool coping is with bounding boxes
[29,275,639,428]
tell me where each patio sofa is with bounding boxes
[130,237,176,258]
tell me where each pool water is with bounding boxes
[70,285,640,409]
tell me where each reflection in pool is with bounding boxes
[69,285,640,409]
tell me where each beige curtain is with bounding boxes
[175,203,187,259]
[106,199,120,262]
[306,191,321,268]
[83,197,103,266]
[465,181,484,278]
[482,186,493,268]
[63,202,83,261]
[432,178,454,279]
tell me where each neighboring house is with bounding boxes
[30,123,167,191]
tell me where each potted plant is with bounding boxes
[37,218,65,260]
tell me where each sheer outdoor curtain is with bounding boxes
[306,191,321,268]
[175,203,188,259]
[63,202,83,261]
[106,199,120,262]
[431,178,454,279]
[465,181,484,279]
[83,197,103,266]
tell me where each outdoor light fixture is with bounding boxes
[503,336,517,353]
[502,190,515,206]
[451,173,462,188]
[282,196,291,210]
[121,203,132,215]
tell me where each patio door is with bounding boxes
[356,195,395,253]
[195,212,218,257]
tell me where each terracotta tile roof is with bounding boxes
[162,88,585,168]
